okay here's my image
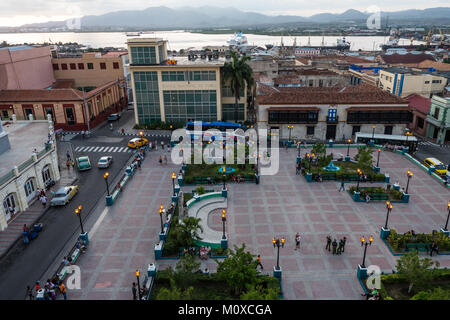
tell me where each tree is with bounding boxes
[354,146,374,170]
[396,251,440,294]
[155,278,194,300]
[176,217,203,248]
[411,287,450,300]
[173,254,201,288]
[216,244,259,295]
[241,285,279,300]
[311,142,327,159]
[222,49,254,122]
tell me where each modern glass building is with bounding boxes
[127,38,248,125]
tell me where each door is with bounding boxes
[43,105,55,123]
[3,193,17,222]
[65,107,76,125]
[23,107,34,120]
[42,165,51,184]
[24,178,36,203]
[326,125,336,140]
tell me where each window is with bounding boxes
[3,193,17,220]
[352,126,361,136]
[78,63,84,70]
[306,126,315,135]
[130,46,157,65]
[434,108,440,119]
[64,106,75,125]
[42,165,51,184]
[61,63,68,70]
[425,81,430,84]
[70,63,76,70]
[87,63,94,70]
[188,71,216,81]
[222,104,245,121]
[308,80,314,87]
[52,64,59,70]
[162,71,186,82]
[133,71,161,124]
[100,62,107,70]
[417,117,424,129]
[113,62,120,69]
[384,125,393,135]
[24,178,35,198]
[319,79,323,87]
[163,90,217,122]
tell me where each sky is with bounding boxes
[0,0,449,27]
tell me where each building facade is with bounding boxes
[128,38,248,125]
[256,84,411,142]
[406,94,431,138]
[425,95,450,144]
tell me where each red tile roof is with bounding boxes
[295,68,338,76]
[257,83,406,105]
[405,94,431,115]
[52,79,74,89]
[274,75,302,85]
[416,60,450,71]
[379,53,435,65]
[0,89,83,102]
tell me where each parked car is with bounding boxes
[50,185,78,206]
[108,113,121,121]
[76,156,92,171]
[128,138,148,149]
[97,156,113,168]
[423,157,447,176]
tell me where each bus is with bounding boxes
[354,132,418,152]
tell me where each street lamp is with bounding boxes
[135,270,141,300]
[158,204,164,233]
[104,172,110,196]
[384,201,393,229]
[222,165,226,190]
[360,235,373,268]
[287,125,294,142]
[356,168,362,192]
[272,237,286,270]
[376,148,381,167]
[372,125,376,140]
[405,170,413,194]
[297,140,301,157]
[347,139,351,156]
[74,205,84,234]
[221,209,227,239]
[139,131,143,137]
[171,172,176,196]
[444,202,450,231]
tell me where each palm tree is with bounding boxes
[222,49,254,123]
[176,217,203,248]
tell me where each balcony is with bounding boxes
[326,116,339,124]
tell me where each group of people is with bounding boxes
[27,278,67,300]
[231,174,243,183]
[36,188,47,207]
[362,288,382,300]
[199,246,212,260]
[326,236,347,255]
[131,150,145,170]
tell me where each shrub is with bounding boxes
[389,189,403,200]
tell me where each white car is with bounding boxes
[97,156,113,168]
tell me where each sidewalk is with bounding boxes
[0,143,77,258]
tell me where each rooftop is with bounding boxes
[164,56,227,67]
[0,45,34,52]
[383,67,450,78]
[405,94,431,114]
[379,53,435,64]
[127,37,167,44]
[0,121,50,177]
[257,83,406,105]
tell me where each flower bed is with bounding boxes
[348,186,403,201]
[184,163,256,185]
[385,229,450,254]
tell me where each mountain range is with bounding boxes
[11,6,450,30]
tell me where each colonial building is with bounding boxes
[406,94,431,138]
[425,95,450,144]
[256,83,411,142]
[127,38,248,124]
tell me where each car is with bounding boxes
[128,137,148,149]
[76,156,92,171]
[108,113,121,121]
[50,185,78,206]
[423,157,447,176]
[97,156,113,168]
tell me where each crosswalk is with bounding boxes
[418,141,450,148]
[74,146,133,153]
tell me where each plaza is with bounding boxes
[65,145,450,300]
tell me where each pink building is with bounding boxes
[0,46,55,90]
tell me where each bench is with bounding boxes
[193,177,215,184]
[368,194,388,200]
[243,175,256,182]
[56,248,82,281]
[405,243,430,253]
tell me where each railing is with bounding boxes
[17,157,35,172]
[0,170,15,188]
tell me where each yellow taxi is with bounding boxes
[128,137,148,149]
[424,157,447,176]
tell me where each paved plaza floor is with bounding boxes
[68,146,450,300]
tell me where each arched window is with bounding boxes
[24,177,36,201]
[3,193,18,222]
[42,164,52,184]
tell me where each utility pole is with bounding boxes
[82,88,91,135]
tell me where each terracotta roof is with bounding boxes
[101,51,128,58]
[257,83,406,105]
[296,57,310,65]
[311,55,373,64]
[416,60,450,71]
[405,94,431,115]
[346,106,411,111]
[274,75,302,85]
[256,82,279,96]
[295,68,338,76]
[0,89,83,102]
[52,79,74,89]
[379,53,435,65]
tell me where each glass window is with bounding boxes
[113,62,119,69]
[61,63,67,70]
[87,63,94,69]
[70,63,76,70]
[52,64,59,70]
[100,62,106,70]
[307,126,315,135]
[78,63,84,69]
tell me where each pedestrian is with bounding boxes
[365,193,370,203]
[26,285,34,300]
[66,150,71,160]
[59,283,67,300]
[430,242,439,257]
[71,160,75,169]
[337,239,344,255]
[159,155,162,165]
[66,159,70,170]
[332,239,338,255]
[342,237,347,253]
[256,255,263,270]
[295,233,301,250]
[40,188,46,197]
[40,195,47,207]
[161,140,164,150]
[296,163,300,175]
[326,235,332,252]
[35,281,41,292]
[23,224,29,233]
[339,180,345,192]
[121,128,125,135]
[164,155,168,165]
[132,282,137,300]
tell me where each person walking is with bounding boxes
[295,233,301,250]
[26,285,34,300]
[332,239,338,255]
[430,242,439,257]
[296,163,300,175]
[159,155,162,165]
[66,159,70,170]
[59,283,67,300]
[161,140,164,150]
[131,282,137,300]
[66,150,71,160]
[71,159,75,169]
[339,180,345,192]
[121,128,125,135]
[256,255,263,271]
[326,235,332,252]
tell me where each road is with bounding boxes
[0,112,138,300]
[415,141,450,166]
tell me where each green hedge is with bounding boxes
[386,229,450,253]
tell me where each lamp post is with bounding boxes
[347,139,351,157]
[171,172,176,196]
[360,235,373,268]
[405,170,413,194]
[222,165,226,190]
[221,209,227,239]
[297,140,301,157]
[158,204,164,234]
[384,201,393,229]
[287,125,293,142]
[104,172,110,196]
[135,270,141,300]
[74,205,84,234]
[356,168,362,192]
[272,237,286,270]
[376,148,381,167]
[372,125,376,140]
[444,202,450,231]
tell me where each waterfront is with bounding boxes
[0,30,424,51]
